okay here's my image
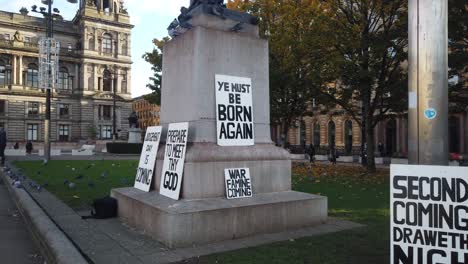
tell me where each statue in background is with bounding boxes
[128,112,139,129]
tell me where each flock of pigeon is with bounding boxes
[4,159,134,199]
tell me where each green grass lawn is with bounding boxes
[14,160,139,209]
[197,163,391,264]
[14,161,391,263]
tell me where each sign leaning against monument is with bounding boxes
[391,165,468,264]
[134,126,162,192]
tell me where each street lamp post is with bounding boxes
[113,70,118,141]
[32,0,77,162]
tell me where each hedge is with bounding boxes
[106,143,143,154]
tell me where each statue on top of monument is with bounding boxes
[128,112,139,129]
[168,0,258,37]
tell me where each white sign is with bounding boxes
[134,126,162,192]
[391,165,468,264]
[160,122,189,200]
[224,168,253,199]
[215,74,254,146]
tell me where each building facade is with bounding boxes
[132,96,160,131]
[0,0,133,143]
[273,109,468,157]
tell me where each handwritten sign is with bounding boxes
[160,122,189,200]
[134,126,162,192]
[224,168,253,199]
[215,74,254,146]
[391,165,468,264]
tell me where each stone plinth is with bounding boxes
[113,9,327,248]
[128,128,142,143]
[112,188,327,248]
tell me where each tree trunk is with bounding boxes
[366,122,376,172]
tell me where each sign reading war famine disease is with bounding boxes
[215,74,254,146]
[160,122,189,200]
[224,168,253,199]
[134,126,162,192]
[391,165,468,264]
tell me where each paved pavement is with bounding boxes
[0,177,44,264]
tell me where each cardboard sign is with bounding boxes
[160,122,189,200]
[215,74,254,146]
[134,126,162,192]
[224,168,253,199]
[391,165,468,264]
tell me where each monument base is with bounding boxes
[111,188,327,248]
[128,128,142,143]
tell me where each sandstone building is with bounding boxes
[0,0,133,144]
[132,96,160,130]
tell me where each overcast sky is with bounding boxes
[0,0,190,98]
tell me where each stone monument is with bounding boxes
[127,111,142,143]
[112,1,327,248]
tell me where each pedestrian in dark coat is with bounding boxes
[308,144,315,163]
[0,128,6,166]
[26,141,33,155]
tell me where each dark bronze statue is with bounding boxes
[128,112,139,129]
[168,0,258,37]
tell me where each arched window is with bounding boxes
[344,120,353,155]
[299,120,306,147]
[385,119,397,156]
[27,63,38,88]
[102,34,112,54]
[313,122,320,147]
[449,116,460,153]
[103,69,112,92]
[58,67,69,90]
[121,74,127,93]
[88,37,95,51]
[328,121,336,147]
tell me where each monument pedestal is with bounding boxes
[112,189,326,248]
[128,128,142,143]
[113,4,327,249]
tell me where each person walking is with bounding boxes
[26,141,33,155]
[0,128,6,166]
[308,143,315,163]
[329,144,337,165]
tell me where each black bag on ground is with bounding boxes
[82,196,117,219]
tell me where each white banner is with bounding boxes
[134,126,162,192]
[224,168,253,199]
[160,122,189,200]
[215,74,254,146]
[390,165,468,264]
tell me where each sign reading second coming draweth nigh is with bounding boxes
[215,74,254,146]
[134,126,162,192]
[160,122,189,200]
[391,165,468,264]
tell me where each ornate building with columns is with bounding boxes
[0,0,133,143]
[273,108,467,157]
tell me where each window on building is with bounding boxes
[24,37,31,43]
[88,37,95,51]
[27,124,38,141]
[0,61,11,87]
[121,74,127,93]
[100,105,112,120]
[3,34,10,40]
[344,120,353,155]
[313,123,320,147]
[67,43,73,52]
[100,125,112,139]
[27,102,40,117]
[57,67,69,89]
[103,70,112,92]
[27,63,39,88]
[59,125,70,142]
[122,41,128,55]
[0,100,5,116]
[58,104,70,118]
[328,121,336,147]
[102,34,112,54]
